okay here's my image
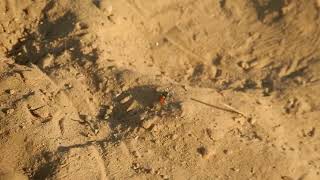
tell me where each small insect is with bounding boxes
[159,91,169,105]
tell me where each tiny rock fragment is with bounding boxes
[108,105,114,110]
[126,100,139,112]
[160,174,169,180]
[121,85,129,91]
[211,65,218,78]
[64,83,73,89]
[5,108,15,115]
[104,115,110,120]
[223,149,229,154]
[211,53,221,65]
[75,22,89,30]
[139,111,148,120]
[38,54,54,69]
[171,134,178,140]
[106,108,113,115]
[31,106,50,118]
[6,89,15,95]
[298,100,312,114]
[142,116,159,129]
[230,167,240,172]
[84,115,93,121]
[307,128,316,137]
[106,5,113,15]
[238,61,250,70]
[197,146,214,159]
[281,176,294,180]
[120,95,132,104]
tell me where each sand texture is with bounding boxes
[0,0,320,179]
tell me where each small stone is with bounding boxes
[106,5,113,15]
[160,174,169,180]
[126,100,139,112]
[38,54,54,69]
[139,111,148,120]
[211,65,218,78]
[121,85,129,91]
[230,167,240,172]
[120,95,131,104]
[223,149,229,154]
[264,87,270,93]
[106,108,113,115]
[142,116,158,129]
[235,117,247,125]
[197,146,214,159]
[84,115,93,121]
[5,108,14,114]
[104,114,110,120]
[75,22,88,30]
[32,107,50,118]
[132,151,141,158]
[248,117,256,125]
[238,61,250,70]
[299,100,312,114]
[307,128,316,137]
[171,134,178,140]
[64,83,73,89]
[211,53,222,65]
[6,89,15,95]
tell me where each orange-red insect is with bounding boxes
[159,95,166,105]
[159,92,168,105]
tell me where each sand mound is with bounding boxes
[1,0,320,179]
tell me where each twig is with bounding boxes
[190,98,247,118]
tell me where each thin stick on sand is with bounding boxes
[190,98,247,118]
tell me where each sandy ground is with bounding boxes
[0,0,320,179]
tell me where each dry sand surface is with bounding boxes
[0,0,320,179]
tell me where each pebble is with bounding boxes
[230,167,240,172]
[120,95,131,104]
[84,115,93,121]
[6,89,15,95]
[32,107,50,118]
[211,65,218,78]
[238,61,250,70]
[108,105,114,110]
[121,85,129,92]
[126,100,139,112]
[75,22,88,30]
[223,149,229,154]
[142,116,158,129]
[104,114,110,120]
[106,5,113,15]
[106,108,113,115]
[298,100,312,114]
[5,108,14,114]
[139,111,148,120]
[64,83,73,89]
[38,54,54,69]
[160,175,169,180]
[197,146,208,157]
